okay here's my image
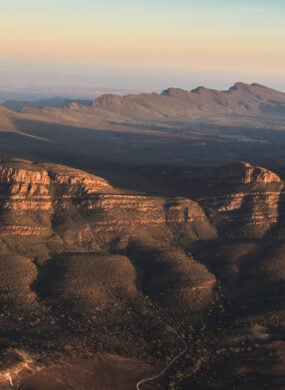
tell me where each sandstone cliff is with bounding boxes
[0,159,216,251]
[0,159,282,245]
[194,162,284,238]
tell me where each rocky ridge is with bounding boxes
[197,162,283,238]
[90,83,285,119]
[0,160,283,243]
[0,160,215,249]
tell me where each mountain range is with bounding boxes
[2,82,285,118]
[0,83,284,181]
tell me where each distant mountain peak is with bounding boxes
[191,86,207,93]
[225,82,285,100]
[1,82,285,121]
[228,82,251,92]
[161,87,189,97]
[191,86,222,96]
[93,93,123,108]
[251,82,267,88]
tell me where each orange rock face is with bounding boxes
[0,161,216,247]
[196,163,284,238]
[0,159,282,245]
[0,167,50,185]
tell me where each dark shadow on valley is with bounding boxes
[0,117,284,197]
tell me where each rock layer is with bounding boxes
[0,159,216,249]
[0,159,283,245]
[195,162,284,238]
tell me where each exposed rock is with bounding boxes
[0,159,216,249]
[0,166,50,190]
[52,172,112,195]
[0,158,282,245]
[195,162,284,238]
[0,226,50,236]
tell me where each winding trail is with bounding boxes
[136,280,216,389]
[136,322,188,390]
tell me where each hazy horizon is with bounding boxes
[1,0,285,94]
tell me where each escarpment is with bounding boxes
[0,159,283,246]
[191,162,284,238]
[0,159,216,251]
[0,164,53,239]
[0,159,219,331]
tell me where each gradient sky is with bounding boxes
[1,0,285,92]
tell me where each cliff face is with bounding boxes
[73,195,216,247]
[195,162,284,238]
[0,167,51,208]
[0,160,282,244]
[0,160,216,249]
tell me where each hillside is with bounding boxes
[0,158,284,387]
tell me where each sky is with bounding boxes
[1,0,285,93]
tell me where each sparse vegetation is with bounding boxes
[0,127,284,388]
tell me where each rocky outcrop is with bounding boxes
[195,162,284,238]
[0,166,52,213]
[52,172,112,196]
